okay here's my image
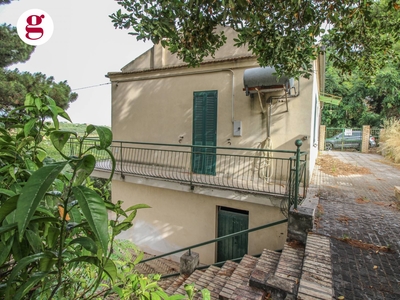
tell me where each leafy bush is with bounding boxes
[380,120,400,163]
[0,93,207,299]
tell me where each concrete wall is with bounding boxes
[113,180,288,264]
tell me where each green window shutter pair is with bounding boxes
[192,91,217,175]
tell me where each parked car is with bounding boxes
[325,131,376,150]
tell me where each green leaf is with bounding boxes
[0,188,16,197]
[24,119,36,137]
[56,106,72,122]
[8,166,17,182]
[125,203,151,212]
[26,230,43,253]
[68,237,98,254]
[72,186,109,253]
[87,125,112,149]
[0,222,17,235]
[24,93,34,107]
[13,272,49,300]
[50,131,76,153]
[201,288,211,300]
[74,154,95,186]
[167,294,185,300]
[0,195,18,223]
[36,148,47,162]
[184,283,195,299]
[46,227,59,249]
[0,238,13,266]
[68,255,100,267]
[133,251,144,265]
[68,205,82,224]
[16,162,67,241]
[39,256,57,272]
[34,97,42,110]
[47,105,60,130]
[103,259,117,282]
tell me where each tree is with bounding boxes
[0,2,77,113]
[0,24,35,68]
[0,69,78,111]
[322,56,400,127]
[0,23,77,113]
[110,0,400,79]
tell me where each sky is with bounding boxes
[0,0,153,126]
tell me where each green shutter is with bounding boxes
[192,91,217,175]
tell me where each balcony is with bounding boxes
[69,140,308,216]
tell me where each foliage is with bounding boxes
[0,24,35,68]
[380,119,400,163]
[110,0,400,79]
[0,68,78,113]
[322,55,400,127]
[0,92,209,299]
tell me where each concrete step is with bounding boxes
[249,249,281,289]
[203,261,238,300]
[219,254,265,300]
[263,241,305,299]
[297,233,333,300]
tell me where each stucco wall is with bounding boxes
[111,63,314,156]
[121,27,252,72]
[113,180,288,264]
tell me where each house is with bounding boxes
[103,28,323,265]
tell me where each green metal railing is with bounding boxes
[67,139,308,213]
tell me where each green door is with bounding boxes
[217,207,249,262]
[192,91,217,175]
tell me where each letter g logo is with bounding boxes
[17,9,53,46]
[25,14,45,40]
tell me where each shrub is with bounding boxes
[380,119,400,163]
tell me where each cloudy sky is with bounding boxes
[0,0,152,125]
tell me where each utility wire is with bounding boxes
[72,82,111,91]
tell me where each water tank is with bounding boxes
[243,67,294,96]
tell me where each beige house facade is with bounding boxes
[106,28,322,264]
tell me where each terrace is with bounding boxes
[69,139,308,216]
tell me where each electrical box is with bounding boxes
[233,121,242,137]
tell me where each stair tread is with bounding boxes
[219,255,258,299]
[164,275,188,295]
[175,270,204,295]
[249,249,281,289]
[203,261,239,300]
[192,266,221,299]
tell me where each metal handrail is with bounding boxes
[140,218,288,264]
[69,139,308,199]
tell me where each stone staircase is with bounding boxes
[160,233,333,300]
